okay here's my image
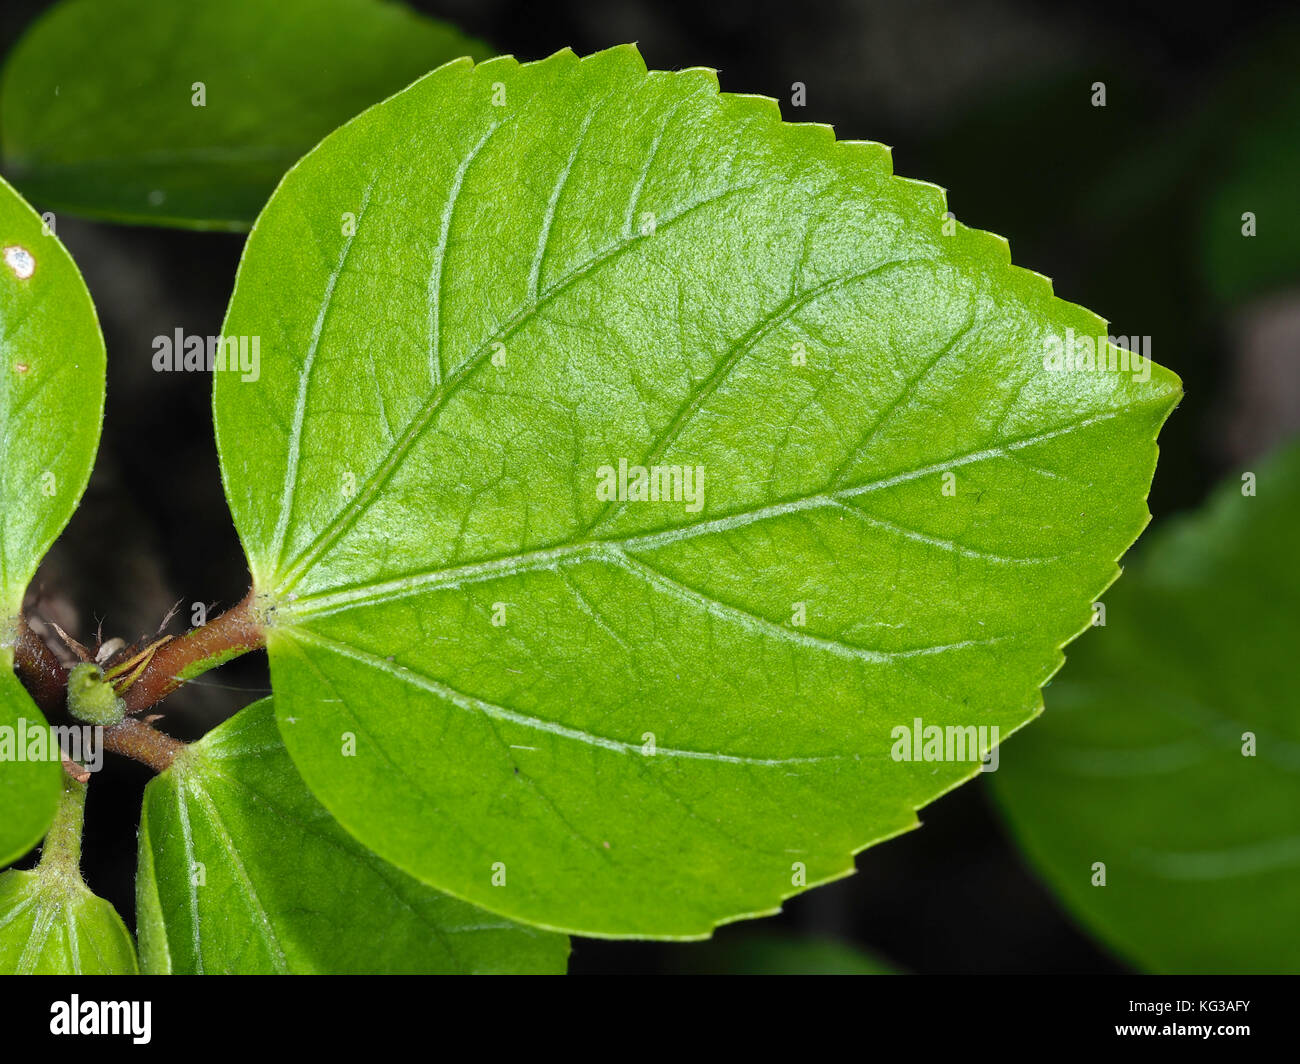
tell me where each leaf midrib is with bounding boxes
[279,404,1130,621]
[178,775,290,973]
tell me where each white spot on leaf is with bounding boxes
[4,246,35,279]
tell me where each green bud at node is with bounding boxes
[66,662,125,726]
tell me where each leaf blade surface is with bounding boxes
[215,46,1181,935]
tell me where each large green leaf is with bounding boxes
[0,174,106,866]
[214,46,1181,936]
[994,441,1300,974]
[0,777,138,974]
[1,0,492,230]
[137,698,568,973]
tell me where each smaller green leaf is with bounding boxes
[1,0,493,229]
[137,698,568,974]
[0,874,138,974]
[0,669,60,868]
[0,172,106,618]
[0,170,106,866]
[0,776,139,974]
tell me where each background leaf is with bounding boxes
[993,440,1300,973]
[214,46,1180,936]
[1199,90,1300,308]
[673,933,895,975]
[137,698,568,973]
[0,0,492,230]
[0,173,105,865]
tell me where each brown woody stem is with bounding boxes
[11,586,265,772]
[121,587,264,714]
[13,615,68,717]
[101,717,185,773]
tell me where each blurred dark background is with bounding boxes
[4,0,1297,973]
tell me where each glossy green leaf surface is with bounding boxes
[994,441,1300,974]
[215,46,1181,936]
[0,778,138,974]
[1,0,492,230]
[0,174,106,866]
[136,698,568,973]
